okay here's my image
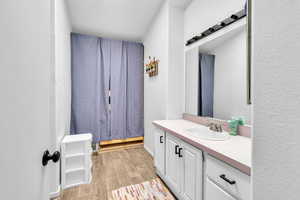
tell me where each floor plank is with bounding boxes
[57,146,157,200]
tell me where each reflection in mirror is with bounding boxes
[185,28,251,124]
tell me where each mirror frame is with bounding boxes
[247,0,252,104]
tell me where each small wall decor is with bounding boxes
[145,56,159,77]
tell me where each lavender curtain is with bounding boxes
[70,33,110,142]
[98,38,114,141]
[110,41,144,139]
[70,33,144,142]
[109,40,126,140]
[125,42,144,138]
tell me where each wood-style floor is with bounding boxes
[57,144,157,200]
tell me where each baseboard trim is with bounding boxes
[99,142,143,153]
[100,136,144,146]
[49,185,60,199]
[144,144,154,157]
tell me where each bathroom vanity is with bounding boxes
[156,6,252,198]
[153,119,251,200]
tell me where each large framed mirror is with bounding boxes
[184,0,252,124]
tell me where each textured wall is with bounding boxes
[252,0,300,199]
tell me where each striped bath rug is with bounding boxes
[111,178,175,200]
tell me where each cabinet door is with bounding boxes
[165,134,182,193]
[154,128,165,175]
[181,143,203,200]
[205,178,237,200]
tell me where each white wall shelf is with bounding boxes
[65,167,85,174]
[61,133,93,189]
[65,153,85,158]
[185,18,246,53]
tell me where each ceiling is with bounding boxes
[66,0,192,42]
[66,0,164,42]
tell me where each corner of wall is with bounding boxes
[143,0,170,154]
[143,1,186,154]
[167,5,185,120]
[51,0,72,196]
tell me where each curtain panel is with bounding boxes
[198,54,215,117]
[110,41,144,140]
[70,33,144,142]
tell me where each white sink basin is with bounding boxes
[186,127,230,141]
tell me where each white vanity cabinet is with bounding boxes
[205,177,237,200]
[181,140,203,200]
[204,154,250,200]
[153,124,250,200]
[165,134,183,193]
[154,128,165,176]
[163,132,202,200]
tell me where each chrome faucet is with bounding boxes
[208,122,223,132]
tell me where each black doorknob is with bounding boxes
[42,150,61,166]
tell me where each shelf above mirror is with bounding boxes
[185,18,246,53]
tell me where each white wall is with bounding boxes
[143,0,184,154]
[143,1,169,155]
[50,0,71,197]
[55,0,71,145]
[212,29,251,124]
[184,0,245,41]
[168,6,184,119]
[252,0,300,199]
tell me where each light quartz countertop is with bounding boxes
[153,119,251,175]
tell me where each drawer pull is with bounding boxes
[160,136,163,143]
[178,147,183,157]
[175,145,179,154]
[220,174,236,185]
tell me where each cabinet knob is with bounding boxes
[220,174,236,185]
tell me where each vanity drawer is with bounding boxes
[205,155,250,200]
